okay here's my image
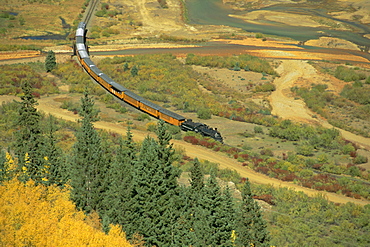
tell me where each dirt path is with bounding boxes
[1,94,368,205]
[269,60,370,150]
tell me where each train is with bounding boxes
[74,22,223,143]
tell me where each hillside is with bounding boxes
[0,0,370,246]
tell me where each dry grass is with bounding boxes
[1,0,85,47]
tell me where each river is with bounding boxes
[185,0,370,47]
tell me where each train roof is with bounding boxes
[159,108,186,121]
[78,22,86,29]
[90,66,103,76]
[140,98,162,111]
[76,23,86,37]
[110,81,128,92]
[84,58,94,67]
[78,50,89,59]
[125,90,145,102]
[99,73,114,84]
[76,43,86,51]
[76,36,85,45]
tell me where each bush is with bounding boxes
[254,126,264,134]
[255,83,275,92]
[341,143,355,155]
[366,76,370,84]
[197,108,212,119]
[340,84,370,105]
[353,155,368,164]
[296,144,314,156]
[136,113,150,121]
[348,165,361,177]
[255,33,264,39]
[335,66,366,82]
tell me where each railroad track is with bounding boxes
[83,0,100,27]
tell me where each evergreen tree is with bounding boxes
[174,158,204,246]
[216,186,236,247]
[14,81,46,183]
[123,62,129,72]
[198,173,235,246]
[0,149,7,183]
[189,158,204,193]
[43,115,66,186]
[235,178,270,247]
[125,123,182,246]
[131,65,138,76]
[103,125,137,226]
[69,90,107,213]
[45,50,56,72]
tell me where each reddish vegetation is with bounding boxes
[183,134,368,200]
[253,194,275,205]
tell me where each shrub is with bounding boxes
[183,135,199,145]
[342,143,355,155]
[296,144,314,156]
[254,126,264,134]
[146,122,157,132]
[340,84,370,105]
[136,113,150,121]
[335,66,366,82]
[197,108,212,119]
[366,76,370,84]
[253,194,275,205]
[255,33,264,39]
[260,149,274,157]
[353,155,368,164]
[256,166,269,175]
[254,83,275,92]
[348,165,361,177]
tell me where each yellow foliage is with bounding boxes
[5,152,17,178]
[0,178,132,247]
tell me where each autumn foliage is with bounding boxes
[0,178,132,247]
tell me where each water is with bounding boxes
[20,16,70,40]
[92,42,370,64]
[20,33,69,40]
[185,0,370,47]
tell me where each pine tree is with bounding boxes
[189,158,204,193]
[200,173,235,246]
[43,114,66,186]
[14,81,46,183]
[174,158,204,246]
[178,172,236,247]
[69,89,107,213]
[103,125,137,226]
[125,122,182,246]
[131,65,138,76]
[215,186,236,247]
[0,149,7,183]
[123,62,129,72]
[45,50,56,72]
[235,178,270,247]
